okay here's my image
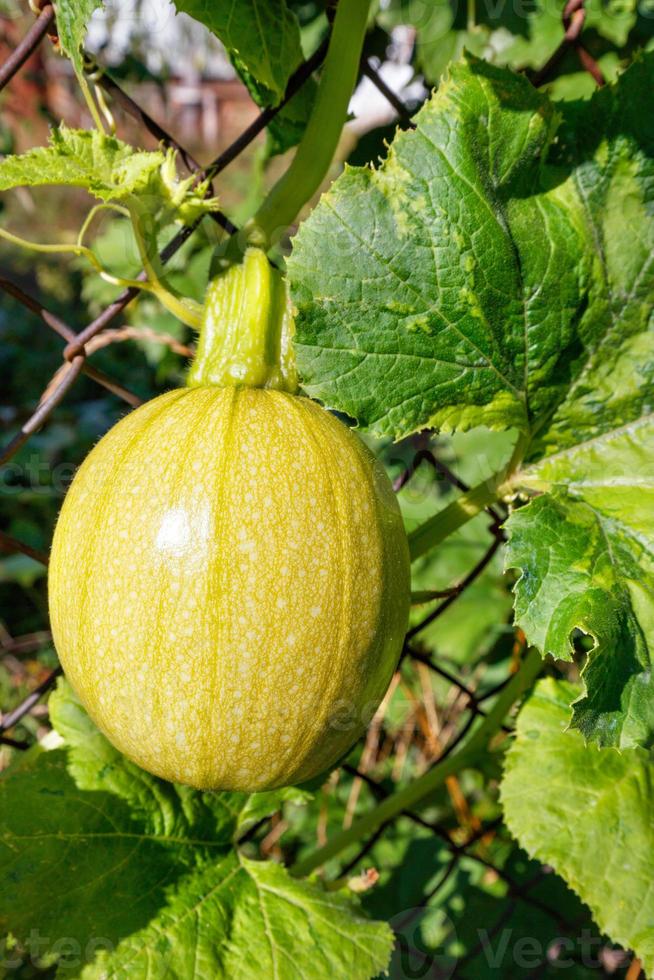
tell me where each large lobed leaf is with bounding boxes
[289,53,654,750]
[290,57,585,437]
[501,678,654,975]
[289,55,654,442]
[0,680,392,979]
[506,481,654,749]
[506,60,654,747]
[379,0,563,82]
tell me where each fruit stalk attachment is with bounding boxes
[187,247,297,392]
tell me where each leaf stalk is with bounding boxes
[408,430,530,562]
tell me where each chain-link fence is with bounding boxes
[0,4,628,976]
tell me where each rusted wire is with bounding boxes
[0,734,30,749]
[0,7,329,737]
[89,35,329,197]
[406,534,504,640]
[0,28,330,468]
[85,56,239,234]
[341,763,569,938]
[203,39,329,181]
[362,60,416,130]
[0,628,52,655]
[393,443,505,529]
[0,0,605,473]
[0,530,48,566]
[405,644,513,734]
[0,3,54,91]
[0,183,199,465]
[0,355,86,466]
[532,0,605,88]
[0,666,62,735]
[87,59,205,176]
[42,325,193,404]
[0,277,141,406]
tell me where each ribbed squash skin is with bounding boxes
[48,387,410,790]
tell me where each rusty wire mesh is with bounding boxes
[0,3,622,973]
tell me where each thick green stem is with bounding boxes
[188,248,297,391]
[290,648,542,878]
[248,0,371,247]
[408,478,501,562]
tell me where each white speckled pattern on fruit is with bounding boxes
[48,387,410,790]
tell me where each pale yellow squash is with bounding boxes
[48,386,410,790]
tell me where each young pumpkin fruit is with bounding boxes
[48,250,410,791]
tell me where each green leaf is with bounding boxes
[0,680,392,979]
[0,554,46,586]
[83,854,390,979]
[54,0,104,77]
[503,55,654,748]
[172,0,305,103]
[289,55,584,438]
[506,486,654,748]
[526,72,654,462]
[0,128,221,227]
[191,1,322,158]
[0,127,164,201]
[379,0,562,80]
[47,680,248,836]
[501,678,654,976]
[289,54,654,441]
[542,53,623,102]
[585,0,640,47]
